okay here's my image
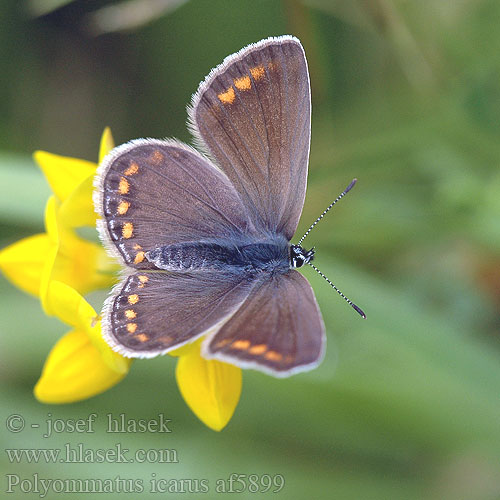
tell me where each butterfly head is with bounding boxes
[290,244,315,269]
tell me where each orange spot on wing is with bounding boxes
[234,75,251,91]
[218,86,235,104]
[265,350,282,362]
[134,251,145,264]
[250,65,265,80]
[133,244,142,250]
[122,222,133,239]
[127,323,137,333]
[267,61,278,72]
[117,200,130,215]
[215,339,231,348]
[124,162,139,176]
[150,150,164,164]
[138,274,148,287]
[125,309,136,319]
[118,177,129,195]
[128,294,139,305]
[232,339,251,350]
[137,333,149,342]
[249,344,267,355]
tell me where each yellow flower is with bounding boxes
[1,128,129,403]
[1,127,242,430]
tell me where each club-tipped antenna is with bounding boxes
[298,178,358,246]
[309,263,366,319]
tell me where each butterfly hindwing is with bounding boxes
[102,269,257,357]
[94,139,254,268]
[203,270,325,376]
[189,36,311,240]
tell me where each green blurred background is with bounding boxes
[1,1,500,499]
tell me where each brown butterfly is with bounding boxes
[94,36,364,377]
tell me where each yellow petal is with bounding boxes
[88,321,132,375]
[0,234,50,296]
[176,340,242,431]
[34,330,127,404]
[40,197,60,314]
[34,151,96,202]
[59,175,96,228]
[54,234,116,294]
[40,197,117,315]
[44,195,59,242]
[99,127,115,163]
[44,280,130,374]
[45,280,96,329]
[168,341,198,357]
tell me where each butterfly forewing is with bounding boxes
[94,139,254,268]
[189,36,311,240]
[102,270,257,357]
[203,270,325,376]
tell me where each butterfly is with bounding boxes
[94,35,363,377]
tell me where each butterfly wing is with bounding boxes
[94,138,254,268]
[189,36,311,240]
[102,269,257,357]
[203,270,325,376]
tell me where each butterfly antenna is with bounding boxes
[298,178,358,246]
[309,263,366,319]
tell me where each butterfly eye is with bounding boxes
[290,245,313,268]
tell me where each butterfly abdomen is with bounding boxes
[146,235,289,273]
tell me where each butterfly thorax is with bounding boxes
[146,234,291,274]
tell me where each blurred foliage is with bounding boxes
[1,0,500,499]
